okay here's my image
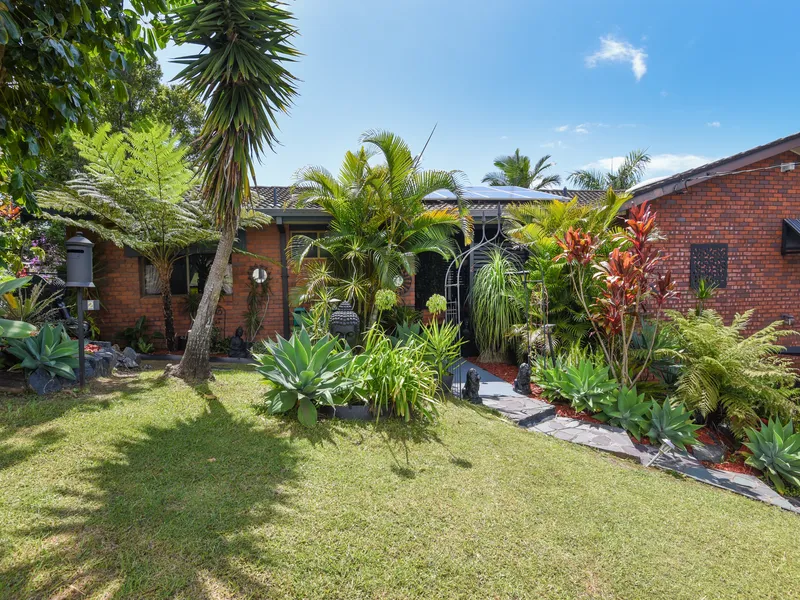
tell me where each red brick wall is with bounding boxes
[93,223,417,347]
[94,225,291,347]
[649,150,800,346]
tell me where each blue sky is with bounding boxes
[155,0,800,188]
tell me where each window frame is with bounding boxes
[140,252,234,297]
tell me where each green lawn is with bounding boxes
[1,371,799,599]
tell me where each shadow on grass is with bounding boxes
[2,394,300,598]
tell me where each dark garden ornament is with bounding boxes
[228,327,250,358]
[462,368,481,404]
[513,362,532,395]
[329,300,360,347]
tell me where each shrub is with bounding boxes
[470,249,523,362]
[597,386,651,440]
[418,318,464,387]
[351,327,438,422]
[744,418,800,493]
[254,330,353,428]
[665,309,799,438]
[558,358,617,413]
[6,323,79,380]
[646,399,702,451]
[120,316,164,353]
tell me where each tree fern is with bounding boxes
[665,309,799,438]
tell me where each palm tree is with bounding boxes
[291,130,473,326]
[568,149,651,190]
[164,0,299,381]
[482,150,561,190]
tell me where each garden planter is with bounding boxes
[318,404,372,421]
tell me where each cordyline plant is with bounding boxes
[555,201,677,386]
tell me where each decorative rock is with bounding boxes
[462,368,481,404]
[120,346,140,369]
[27,368,62,395]
[512,362,531,395]
[692,442,727,464]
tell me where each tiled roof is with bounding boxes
[250,186,605,212]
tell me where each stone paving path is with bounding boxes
[456,360,800,515]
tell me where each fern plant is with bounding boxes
[664,309,799,438]
[37,122,270,351]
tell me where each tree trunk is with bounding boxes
[165,217,237,382]
[158,263,176,351]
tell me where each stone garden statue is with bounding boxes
[228,327,250,358]
[513,362,531,395]
[329,300,360,347]
[462,368,481,404]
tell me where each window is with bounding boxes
[289,231,331,259]
[690,243,728,289]
[143,253,233,296]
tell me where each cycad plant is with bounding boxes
[665,309,799,438]
[469,249,524,362]
[291,132,472,325]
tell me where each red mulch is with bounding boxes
[470,358,769,479]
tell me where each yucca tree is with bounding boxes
[482,150,561,190]
[37,123,271,350]
[568,149,651,190]
[167,0,299,381]
[291,130,472,325]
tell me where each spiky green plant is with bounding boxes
[744,418,800,493]
[470,249,523,362]
[254,329,353,428]
[558,358,618,413]
[567,149,651,190]
[6,323,79,380]
[0,277,38,339]
[598,386,651,440]
[646,399,702,451]
[664,309,799,438]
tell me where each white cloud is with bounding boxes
[500,135,509,140]
[540,141,565,149]
[586,36,648,81]
[706,121,721,128]
[584,153,713,175]
[574,125,589,134]
[555,125,570,132]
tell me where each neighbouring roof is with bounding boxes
[627,131,800,206]
[545,189,619,205]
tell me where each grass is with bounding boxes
[1,371,799,599]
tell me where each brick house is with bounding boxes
[93,186,565,347]
[623,132,800,353]
[94,133,800,353]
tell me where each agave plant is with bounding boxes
[0,277,37,339]
[559,359,618,413]
[646,399,702,451]
[744,418,800,493]
[253,329,353,428]
[6,323,79,380]
[598,386,651,440]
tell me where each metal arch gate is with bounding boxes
[443,202,556,396]
[443,203,508,395]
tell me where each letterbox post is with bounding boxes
[65,233,95,389]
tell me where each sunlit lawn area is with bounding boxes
[1,370,799,599]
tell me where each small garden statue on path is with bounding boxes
[513,362,531,395]
[463,368,481,404]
